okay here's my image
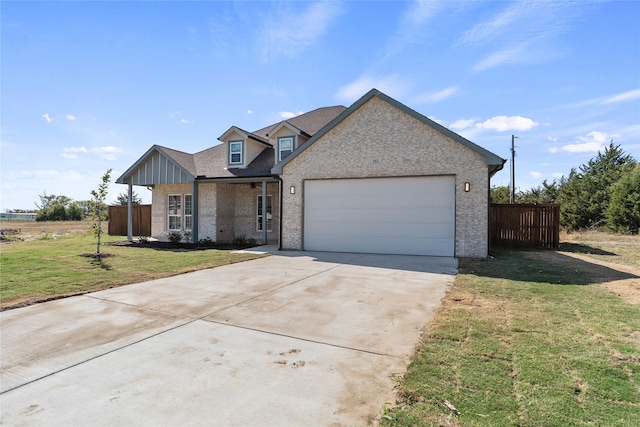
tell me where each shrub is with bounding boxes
[166,231,183,244]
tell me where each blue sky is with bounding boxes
[2,0,639,210]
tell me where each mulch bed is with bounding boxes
[108,240,257,251]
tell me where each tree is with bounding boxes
[35,192,73,221]
[90,169,112,256]
[606,165,640,234]
[490,186,510,204]
[518,179,559,204]
[114,191,142,206]
[67,202,84,221]
[558,143,636,231]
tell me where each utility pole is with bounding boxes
[510,134,518,204]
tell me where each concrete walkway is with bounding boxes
[1,248,456,426]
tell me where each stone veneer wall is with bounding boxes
[279,96,491,258]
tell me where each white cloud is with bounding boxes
[570,88,640,108]
[603,89,640,105]
[474,116,538,132]
[450,118,477,130]
[64,147,89,154]
[247,110,253,115]
[62,146,122,161]
[279,111,304,120]
[42,113,52,124]
[9,169,84,181]
[260,2,343,61]
[427,116,445,125]
[463,2,581,72]
[335,74,409,104]
[413,86,458,103]
[180,119,189,124]
[560,131,614,153]
[406,0,441,26]
[473,42,540,73]
[458,1,532,46]
[530,171,543,179]
[549,147,558,154]
[561,141,604,153]
[66,115,76,121]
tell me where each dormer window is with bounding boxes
[278,136,294,161]
[229,140,243,165]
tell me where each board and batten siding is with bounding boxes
[126,150,193,186]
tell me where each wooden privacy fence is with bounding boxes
[108,205,152,237]
[490,204,560,249]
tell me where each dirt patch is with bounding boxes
[526,250,640,305]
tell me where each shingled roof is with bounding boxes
[117,104,346,184]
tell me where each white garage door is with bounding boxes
[304,176,455,256]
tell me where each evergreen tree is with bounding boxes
[606,165,640,234]
[558,143,636,231]
[490,186,510,204]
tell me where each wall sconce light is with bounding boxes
[464,182,471,192]
[289,186,296,194]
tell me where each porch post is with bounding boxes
[261,180,267,245]
[127,182,133,241]
[192,180,198,243]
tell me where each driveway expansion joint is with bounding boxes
[204,318,403,359]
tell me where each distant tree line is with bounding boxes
[33,191,142,222]
[491,143,639,234]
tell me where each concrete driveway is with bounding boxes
[1,248,456,426]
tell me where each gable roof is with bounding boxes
[218,125,272,146]
[116,145,196,185]
[254,106,347,139]
[271,89,506,176]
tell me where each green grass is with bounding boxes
[0,233,265,309]
[382,247,640,426]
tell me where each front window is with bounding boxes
[168,195,182,230]
[229,140,243,165]
[184,194,193,231]
[278,136,294,161]
[257,195,272,232]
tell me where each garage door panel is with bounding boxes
[304,177,455,256]
[306,206,453,222]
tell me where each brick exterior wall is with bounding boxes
[151,181,279,245]
[279,96,491,258]
[151,183,193,241]
[199,182,218,242]
[233,182,279,244]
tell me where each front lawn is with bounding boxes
[382,234,640,426]
[0,232,265,310]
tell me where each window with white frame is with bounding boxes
[229,140,243,165]
[256,195,272,232]
[168,195,182,230]
[278,136,294,161]
[184,194,193,231]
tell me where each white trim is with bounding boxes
[167,194,182,231]
[229,140,244,165]
[184,194,193,231]
[278,136,295,162]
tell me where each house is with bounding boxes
[116,89,505,257]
